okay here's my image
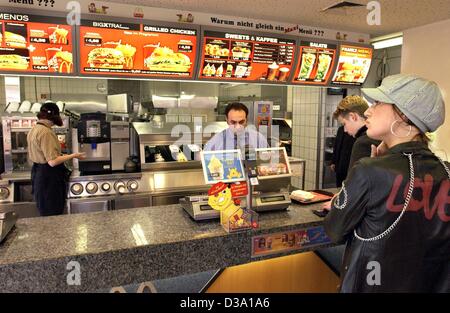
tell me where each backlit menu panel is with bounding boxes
[198,30,296,83]
[291,41,336,85]
[331,45,373,86]
[79,20,198,78]
[0,11,73,74]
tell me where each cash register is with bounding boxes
[179,194,218,221]
[181,149,246,221]
[181,148,292,220]
[247,147,292,212]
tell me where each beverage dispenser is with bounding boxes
[77,113,111,175]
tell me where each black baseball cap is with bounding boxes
[40,102,60,115]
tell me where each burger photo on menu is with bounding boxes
[144,46,191,72]
[0,54,29,70]
[298,53,316,80]
[4,31,27,49]
[87,47,126,69]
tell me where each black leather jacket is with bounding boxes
[324,142,450,292]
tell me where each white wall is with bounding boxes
[401,18,450,160]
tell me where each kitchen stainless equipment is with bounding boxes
[0,211,18,243]
[77,112,111,175]
[110,121,130,171]
[107,94,131,114]
[179,195,219,221]
[2,115,70,173]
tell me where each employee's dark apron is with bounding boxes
[31,163,69,216]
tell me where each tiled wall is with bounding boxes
[290,86,324,190]
[21,77,108,102]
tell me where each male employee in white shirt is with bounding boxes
[204,102,269,154]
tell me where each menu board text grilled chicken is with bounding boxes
[79,20,198,78]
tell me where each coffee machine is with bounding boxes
[77,113,111,175]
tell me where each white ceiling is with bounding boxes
[102,0,450,37]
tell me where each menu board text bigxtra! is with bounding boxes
[199,31,296,83]
[0,12,73,74]
[79,20,197,78]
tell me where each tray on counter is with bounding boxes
[290,189,334,205]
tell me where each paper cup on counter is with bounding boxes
[278,67,290,81]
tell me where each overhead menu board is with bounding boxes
[291,41,337,85]
[331,45,373,86]
[0,11,74,74]
[79,19,198,78]
[198,30,296,83]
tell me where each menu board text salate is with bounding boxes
[291,41,336,85]
[79,20,197,78]
[199,30,296,83]
[0,12,73,74]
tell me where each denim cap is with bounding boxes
[361,74,445,133]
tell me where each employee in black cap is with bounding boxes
[27,102,85,216]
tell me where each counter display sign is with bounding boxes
[331,45,373,85]
[201,150,246,185]
[79,20,198,78]
[255,147,291,179]
[291,41,336,85]
[0,12,73,74]
[251,226,331,257]
[199,30,296,83]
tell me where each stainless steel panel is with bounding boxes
[110,121,130,139]
[69,171,142,183]
[114,194,151,210]
[107,94,130,113]
[0,211,18,243]
[152,193,187,206]
[111,141,130,171]
[140,161,202,171]
[68,199,111,214]
[79,142,110,161]
[0,202,39,218]
[133,121,227,143]
[153,170,206,190]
